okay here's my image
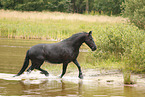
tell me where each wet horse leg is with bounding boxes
[36,67,49,76]
[60,62,68,78]
[73,60,83,79]
[34,61,49,76]
[27,60,49,76]
[26,62,35,74]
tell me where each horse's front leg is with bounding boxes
[73,60,83,79]
[60,62,68,78]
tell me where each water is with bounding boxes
[0,38,145,97]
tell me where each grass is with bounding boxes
[0,10,127,40]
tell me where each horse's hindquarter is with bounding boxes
[28,44,46,61]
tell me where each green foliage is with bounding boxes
[93,0,124,15]
[46,0,72,12]
[93,24,145,73]
[0,26,8,37]
[0,0,72,12]
[122,0,145,30]
[123,71,135,84]
[0,0,16,9]
[0,0,124,15]
[71,0,86,13]
[15,0,47,11]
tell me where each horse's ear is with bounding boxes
[89,31,92,35]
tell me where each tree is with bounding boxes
[0,0,18,9]
[122,0,145,30]
[0,0,124,15]
[93,0,124,15]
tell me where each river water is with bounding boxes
[0,38,145,97]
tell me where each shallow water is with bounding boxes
[0,38,145,97]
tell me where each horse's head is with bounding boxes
[84,31,97,51]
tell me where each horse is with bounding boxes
[14,31,97,79]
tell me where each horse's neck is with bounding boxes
[71,35,85,50]
[61,34,85,50]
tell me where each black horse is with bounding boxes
[14,31,96,79]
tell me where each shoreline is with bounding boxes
[66,69,145,87]
[0,69,145,87]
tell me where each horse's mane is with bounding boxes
[62,32,87,42]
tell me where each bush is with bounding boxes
[122,0,145,30]
[93,24,145,73]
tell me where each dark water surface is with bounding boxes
[0,38,145,97]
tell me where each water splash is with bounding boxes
[0,71,83,85]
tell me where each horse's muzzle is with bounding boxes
[91,46,97,51]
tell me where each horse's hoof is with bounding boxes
[58,76,62,78]
[45,73,49,77]
[40,71,49,77]
[40,71,44,74]
[13,75,17,77]
[13,74,19,77]
[79,75,83,79]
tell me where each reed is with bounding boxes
[123,71,137,84]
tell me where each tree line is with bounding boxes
[0,0,124,15]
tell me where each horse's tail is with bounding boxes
[14,50,30,77]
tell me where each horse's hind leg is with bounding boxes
[26,61,36,74]
[34,61,49,76]
[27,65,34,73]
[36,67,49,76]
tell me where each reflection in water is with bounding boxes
[18,78,83,96]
